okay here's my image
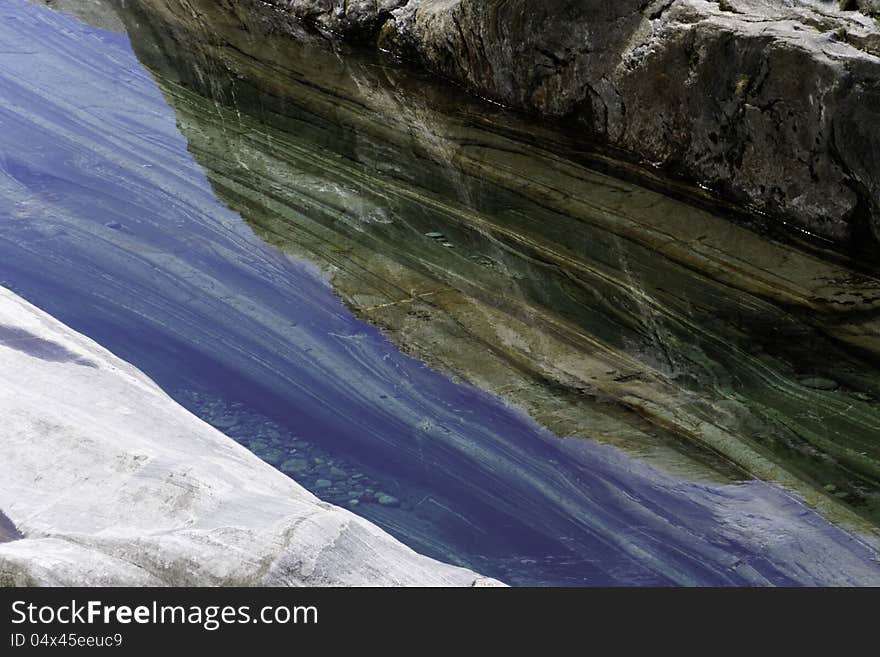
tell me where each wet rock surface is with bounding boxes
[252,0,880,248]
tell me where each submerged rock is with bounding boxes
[800,376,840,391]
[209,415,237,429]
[0,286,501,586]
[280,457,310,474]
[377,493,401,507]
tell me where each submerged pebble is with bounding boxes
[376,493,400,507]
[280,457,309,474]
[799,377,839,391]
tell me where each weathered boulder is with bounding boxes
[259,0,880,247]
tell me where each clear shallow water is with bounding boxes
[2,0,880,585]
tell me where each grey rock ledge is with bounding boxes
[264,0,880,247]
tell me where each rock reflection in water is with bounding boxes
[121,0,880,528]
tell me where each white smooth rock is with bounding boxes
[0,287,502,586]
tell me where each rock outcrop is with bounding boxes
[0,287,500,586]
[254,0,880,249]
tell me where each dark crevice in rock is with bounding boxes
[646,0,676,20]
[829,130,879,254]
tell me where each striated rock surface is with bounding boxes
[114,0,880,532]
[0,287,501,586]
[251,0,880,248]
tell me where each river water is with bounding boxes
[2,0,880,585]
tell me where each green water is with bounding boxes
[111,0,880,532]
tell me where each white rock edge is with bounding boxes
[0,286,503,586]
